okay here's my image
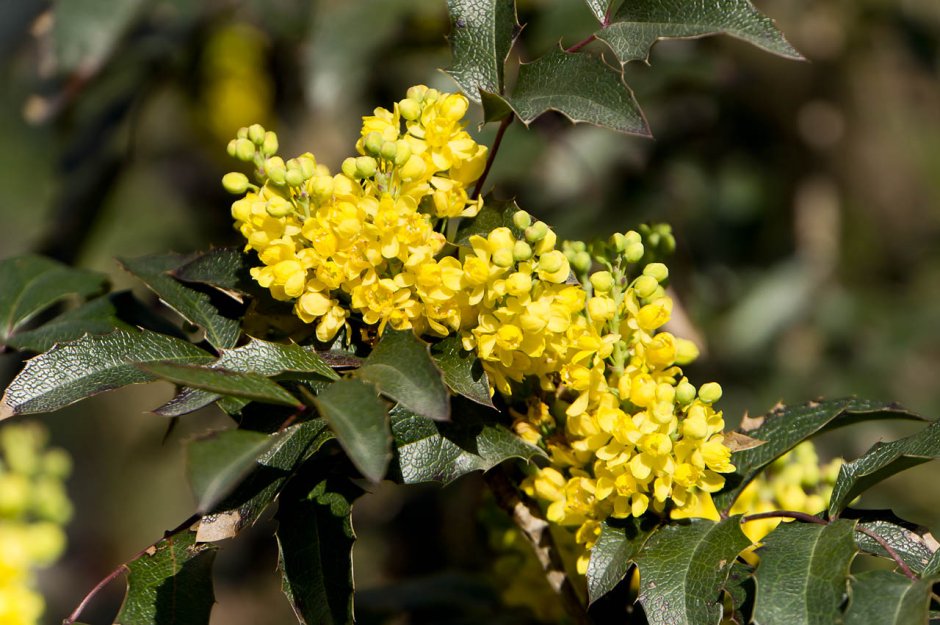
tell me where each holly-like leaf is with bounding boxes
[853,517,937,575]
[116,530,216,625]
[587,517,658,604]
[357,330,449,422]
[390,404,544,485]
[0,329,213,419]
[5,293,134,353]
[583,0,609,24]
[314,379,391,483]
[195,420,333,543]
[723,560,755,625]
[486,47,649,136]
[829,419,940,516]
[634,517,750,625]
[140,362,301,408]
[752,519,858,625]
[454,198,526,246]
[186,429,279,514]
[276,477,362,625]
[445,0,518,101]
[155,338,338,417]
[172,246,257,297]
[0,254,106,344]
[924,548,940,577]
[431,336,494,409]
[844,570,934,625]
[119,253,240,351]
[714,399,925,512]
[597,0,802,67]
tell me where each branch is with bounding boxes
[565,34,597,53]
[484,466,593,625]
[855,525,917,581]
[741,510,828,525]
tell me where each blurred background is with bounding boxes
[0,0,938,622]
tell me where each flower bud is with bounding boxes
[222,172,250,194]
[441,93,469,121]
[643,262,669,282]
[538,250,565,273]
[310,175,334,200]
[235,138,255,161]
[380,140,398,161]
[698,382,722,404]
[589,271,613,293]
[355,156,377,178]
[226,139,238,158]
[285,168,305,187]
[247,123,266,144]
[266,196,294,217]
[513,240,533,261]
[236,127,249,139]
[674,338,700,365]
[524,221,549,243]
[492,248,515,268]
[609,232,627,252]
[341,157,358,179]
[624,241,645,263]
[512,210,532,230]
[675,379,697,405]
[399,98,421,121]
[571,250,592,274]
[363,132,384,156]
[634,275,659,299]
[393,140,412,166]
[262,131,279,156]
[297,155,317,179]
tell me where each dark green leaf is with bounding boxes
[490,47,649,136]
[924,548,940,577]
[598,0,802,66]
[0,254,106,344]
[391,404,545,485]
[357,330,449,422]
[140,362,300,408]
[276,477,361,625]
[172,247,257,297]
[854,519,937,575]
[315,380,391,483]
[445,0,518,101]
[635,517,750,625]
[0,329,213,419]
[723,560,755,625]
[829,419,940,516]
[583,0,609,24]
[454,198,526,247]
[187,429,280,514]
[53,0,147,75]
[119,254,240,350]
[714,399,925,512]
[844,570,933,625]
[5,293,133,353]
[116,530,216,625]
[587,517,658,604]
[431,335,494,408]
[752,519,858,625]
[195,420,333,542]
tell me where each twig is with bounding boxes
[741,510,828,525]
[472,115,513,200]
[484,467,593,625]
[856,525,917,581]
[566,34,597,53]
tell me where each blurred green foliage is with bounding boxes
[0,0,938,622]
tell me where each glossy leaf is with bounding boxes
[924,548,940,577]
[314,380,391,483]
[635,517,750,625]
[854,518,937,575]
[172,246,256,297]
[454,198,526,246]
[445,0,518,101]
[119,253,240,350]
[587,517,658,604]
[0,329,213,419]
[0,254,106,344]
[598,0,802,66]
[187,429,280,514]
[487,47,649,136]
[116,530,216,625]
[431,335,494,408]
[752,519,858,625]
[5,293,133,352]
[140,362,300,408]
[195,420,333,542]
[714,398,925,512]
[390,404,544,485]
[276,477,361,625]
[829,419,940,516]
[357,330,449,422]
[583,0,609,24]
[844,570,933,625]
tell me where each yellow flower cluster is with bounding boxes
[0,424,72,625]
[225,86,736,574]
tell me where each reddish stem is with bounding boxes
[472,115,513,200]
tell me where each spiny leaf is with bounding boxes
[582,0,609,24]
[5,293,134,353]
[0,254,106,344]
[713,398,925,512]
[587,517,658,605]
[752,519,858,625]
[844,570,934,625]
[119,253,240,350]
[430,335,494,409]
[390,403,544,485]
[116,530,216,625]
[634,517,751,625]
[454,198,526,246]
[357,330,449,422]
[314,379,391,483]
[276,477,362,625]
[140,361,300,408]
[829,419,940,516]
[485,47,649,136]
[0,329,213,419]
[172,246,257,297]
[924,548,940,577]
[155,338,338,417]
[445,0,518,101]
[853,517,937,575]
[187,429,279,514]
[597,0,802,67]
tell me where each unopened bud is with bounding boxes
[247,123,265,144]
[394,140,412,166]
[609,232,627,252]
[364,132,384,156]
[297,155,316,179]
[380,141,398,161]
[226,139,238,158]
[222,172,250,194]
[698,382,722,404]
[262,131,279,156]
[342,157,358,179]
[492,248,515,268]
[571,250,592,274]
[355,156,377,178]
[236,127,249,139]
[625,242,645,263]
[674,338,699,365]
[285,168,305,187]
[235,138,255,162]
[643,262,669,282]
[524,221,549,243]
[513,240,533,261]
[675,379,696,405]
[512,210,532,230]
[589,271,613,293]
[634,275,659,299]
[310,175,334,200]
[266,196,293,217]
[399,98,421,121]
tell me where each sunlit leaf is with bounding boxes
[587,517,658,604]
[140,362,301,408]
[445,0,518,101]
[844,570,934,625]
[431,335,494,408]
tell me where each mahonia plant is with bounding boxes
[0,1,939,624]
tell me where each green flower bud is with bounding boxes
[236,127,249,139]
[675,379,697,405]
[609,232,627,253]
[492,248,515,268]
[394,140,412,166]
[268,168,287,186]
[589,271,614,293]
[222,172,250,195]
[285,168,305,187]
[643,262,669,282]
[342,157,358,179]
[235,138,255,162]
[538,250,565,273]
[512,210,532,230]
[568,240,587,253]
[297,155,316,179]
[406,86,425,101]
[262,131,279,156]
[226,139,238,158]
[355,156,377,178]
[674,338,700,365]
[524,221,549,243]
[571,250,592,274]
[513,240,533,261]
[380,141,398,161]
[399,98,421,121]
[363,132,384,156]
[310,175,334,200]
[698,382,722,404]
[633,275,658,299]
[247,123,266,144]
[266,195,293,217]
[625,241,645,263]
